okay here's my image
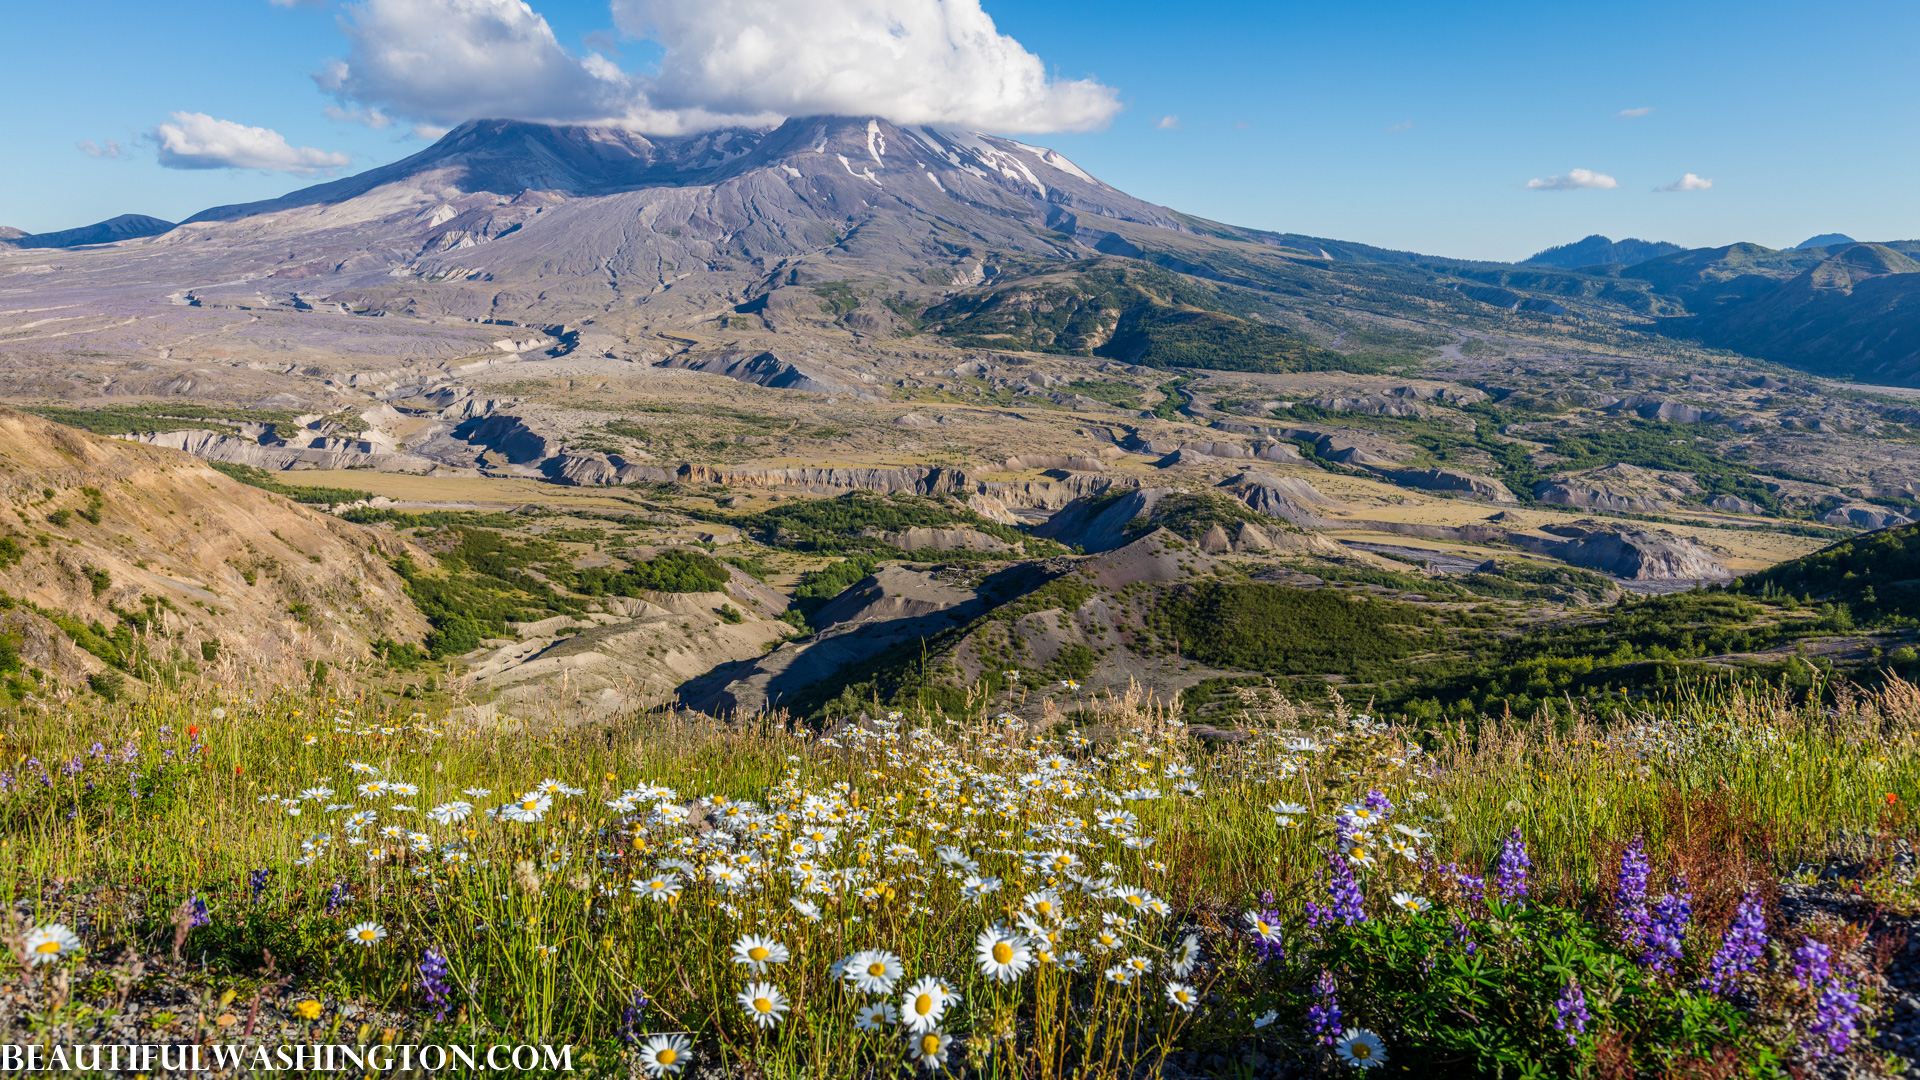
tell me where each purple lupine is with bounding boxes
[1700,893,1767,995]
[1792,938,1832,986]
[1614,838,1652,953]
[1792,937,1863,1057]
[619,990,650,1044]
[326,880,349,916]
[1552,978,1589,1047]
[1306,970,1343,1047]
[87,742,106,762]
[1494,827,1530,904]
[1450,917,1477,957]
[188,895,211,929]
[61,757,82,777]
[1327,852,1367,925]
[1643,878,1691,974]
[0,772,14,794]
[248,868,271,905]
[1806,981,1865,1058]
[1362,790,1394,820]
[417,947,453,1021]
[119,740,138,764]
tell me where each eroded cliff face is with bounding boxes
[0,408,429,690]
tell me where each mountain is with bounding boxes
[0,213,174,249]
[1521,235,1685,269]
[0,227,27,242]
[1793,233,1857,250]
[1689,244,1920,380]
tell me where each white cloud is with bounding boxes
[1656,172,1713,192]
[150,112,352,174]
[324,104,395,129]
[1523,168,1618,191]
[78,139,127,159]
[1385,120,1413,133]
[1156,115,1181,130]
[1614,106,1655,118]
[308,0,1121,135]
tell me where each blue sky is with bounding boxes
[3,0,1915,261]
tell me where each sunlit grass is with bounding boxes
[1,675,1913,1076]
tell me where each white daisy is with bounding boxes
[853,1002,896,1032]
[345,922,386,947]
[1164,980,1199,1012]
[633,875,682,903]
[974,926,1032,983]
[789,898,822,921]
[907,1030,952,1072]
[1253,1009,1278,1029]
[22,924,81,965]
[638,1033,690,1077]
[1170,933,1201,977]
[428,802,473,825]
[844,949,904,994]
[730,934,790,974]
[1244,910,1283,945]
[1389,892,1432,914]
[1336,1028,1387,1070]
[736,982,789,1029]
[898,976,954,1033]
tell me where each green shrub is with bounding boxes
[86,670,124,701]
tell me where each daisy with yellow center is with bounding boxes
[345,922,387,947]
[975,926,1033,983]
[843,949,904,994]
[735,982,789,1029]
[898,976,953,1033]
[1243,910,1283,945]
[730,933,789,975]
[908,1030,952,1072]
[22,924,80,965]
[638,1033,690,1077]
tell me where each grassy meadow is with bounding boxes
[0,673,1915,1077]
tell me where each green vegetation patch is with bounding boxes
[210,463,375,507]
[733,492,1030,554]
[18,402,306,437]
[1153,582,1438,680]
[1734,522,1920,625]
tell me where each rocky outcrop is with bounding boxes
[1511,524,1730,581]
[1308,395,1429,418]
[1533,463,1699,513]
[1222,472,1344,527]
[811,566,977,629]
[872,527,1013,553]
[1000,454,1106,472]
[1034,488,1169,552]
[1820,503,1913,530]
[656,350,869,398]
[1608,396,1723,424]
[1380,467,1517,503]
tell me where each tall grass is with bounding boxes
[1,674,1912,1076]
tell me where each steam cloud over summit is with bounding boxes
[317,0,1122,134]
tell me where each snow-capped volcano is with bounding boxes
[130,116,1187,314]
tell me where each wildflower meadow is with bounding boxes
[1,676,1915,1077]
